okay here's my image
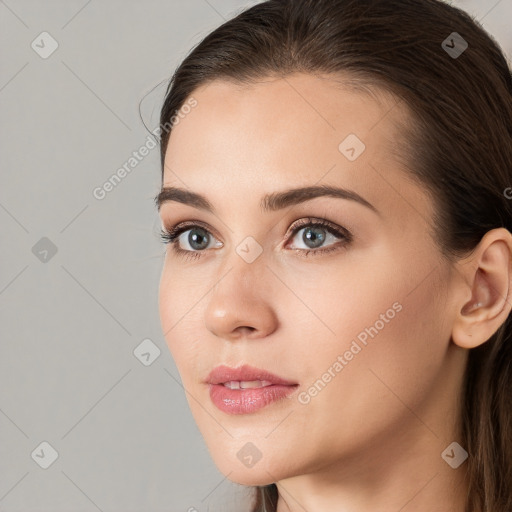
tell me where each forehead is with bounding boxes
[164,73,404,177]
[161,73,432,226]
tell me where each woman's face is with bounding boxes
[157,73,465,486]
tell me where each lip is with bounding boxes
[205,364,298,386]
[206,364,299,415]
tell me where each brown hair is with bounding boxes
[158,1,512,510]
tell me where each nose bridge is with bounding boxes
[203,242,278,339]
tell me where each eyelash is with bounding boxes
[159,217,352,261]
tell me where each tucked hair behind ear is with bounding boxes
[159,1,512,510]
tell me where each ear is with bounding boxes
[451,227,512,349]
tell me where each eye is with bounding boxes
[160,217,352,260]
[160,221,222,261]
[285,217,352,257]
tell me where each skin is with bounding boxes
[157,73,512,512]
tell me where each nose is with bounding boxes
[203,256,278,341]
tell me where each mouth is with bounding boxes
[206,364,299,415]
[221,380,274,389]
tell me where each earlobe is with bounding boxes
[451,228,512,350]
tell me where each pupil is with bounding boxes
[304,227,325,248]
[189,228,209,250]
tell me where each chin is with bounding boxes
[223,468,276,487]
[209,449,286,486]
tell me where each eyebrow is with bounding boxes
[155,184,379,215]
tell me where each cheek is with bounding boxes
[291,263,450,456]
[158,267,204,375]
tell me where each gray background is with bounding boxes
[1,1,510,511]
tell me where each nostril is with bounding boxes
[237,326,256,335]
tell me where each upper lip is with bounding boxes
[206,364,298,386]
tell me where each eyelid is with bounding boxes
[162,219,220,241]
[162,218,349,243]
[285,217,352,243]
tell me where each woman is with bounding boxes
[154,0,512,510]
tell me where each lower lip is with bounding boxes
[208,383,298,414]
